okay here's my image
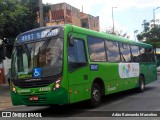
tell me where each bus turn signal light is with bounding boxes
[11,82,17,93]
[53,77,62,90]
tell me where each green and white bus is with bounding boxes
[10,24,157,107]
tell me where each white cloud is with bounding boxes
[43,0,160,40]
[132,0,160,9]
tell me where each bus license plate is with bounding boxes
[29,96,38,101]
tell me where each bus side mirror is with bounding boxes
[68,34,74,46]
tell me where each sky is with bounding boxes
[43,0,160,40]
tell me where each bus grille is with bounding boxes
[15,80,51,88]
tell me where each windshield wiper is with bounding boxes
[44,27,60,38]
[38,38,51,53]
[22,43,30,57]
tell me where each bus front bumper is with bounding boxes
[11,88,69,106]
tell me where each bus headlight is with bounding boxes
[11,82,17,93]
[53,77,62,90]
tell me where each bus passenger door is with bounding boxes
[67,36,90,103]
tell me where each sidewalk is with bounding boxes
[0,84,13,110]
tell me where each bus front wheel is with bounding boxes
[90,83,101,108]
[138,76,145,93]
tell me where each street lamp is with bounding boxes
[39,0,43,27]
[112,7,117,34]
[153,7,160,27]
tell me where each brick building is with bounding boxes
[44,2,99,31]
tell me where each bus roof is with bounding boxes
[18,25,64,36]
[15,25,64,43]
[16,24,152,49]
[64,24,153,49]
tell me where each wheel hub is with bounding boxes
[93,89,100,102]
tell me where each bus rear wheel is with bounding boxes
[90,83,101,108]
[138,76,145,93]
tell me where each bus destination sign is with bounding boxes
[18,28,60,42]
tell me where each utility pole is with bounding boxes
[153,7,160,41]
[134,29,138,41]
[112,7,117,34]
[39,0,43,27]
[153,7,160,28]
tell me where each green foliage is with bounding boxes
[0,45,5,63]
[137,19,160,48]
[0,0,50,63]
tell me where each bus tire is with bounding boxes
[138,76,145,93]
[90,83,101,108]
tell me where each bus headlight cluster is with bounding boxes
[11,82,17,93]
[53,77,62,90]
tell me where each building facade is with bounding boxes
[44,2,99,31]
[81,12,99,31]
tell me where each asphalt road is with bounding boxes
[1,79,160,120]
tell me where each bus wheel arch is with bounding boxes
[92,78,105,96]
[138,74,145,93]
[90,78,105,108]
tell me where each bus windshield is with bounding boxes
[12,38,63,79]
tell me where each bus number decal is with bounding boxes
[18,28,60,42]
[119,63,139,78]
[90,64,98,71]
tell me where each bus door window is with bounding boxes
[68,39,87,71]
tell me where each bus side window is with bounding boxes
[105,41,120,62]
[87,36,106,62]
[119,43,131,62]
[140,47,149,62]
[131,45,141,62]
[68,39,87,71]
[147,48,155,62]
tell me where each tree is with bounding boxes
[103,26,130,39]
[0,0,50,62]
[137,19,160,48]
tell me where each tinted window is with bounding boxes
[147,48,155,62]
[88,36,106,61]
[119,43,131,62]
[105,41,120,62]
[140,47,149,62]
[68,39,87,71]
[68,39,86,63]
[131,45,141,62]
